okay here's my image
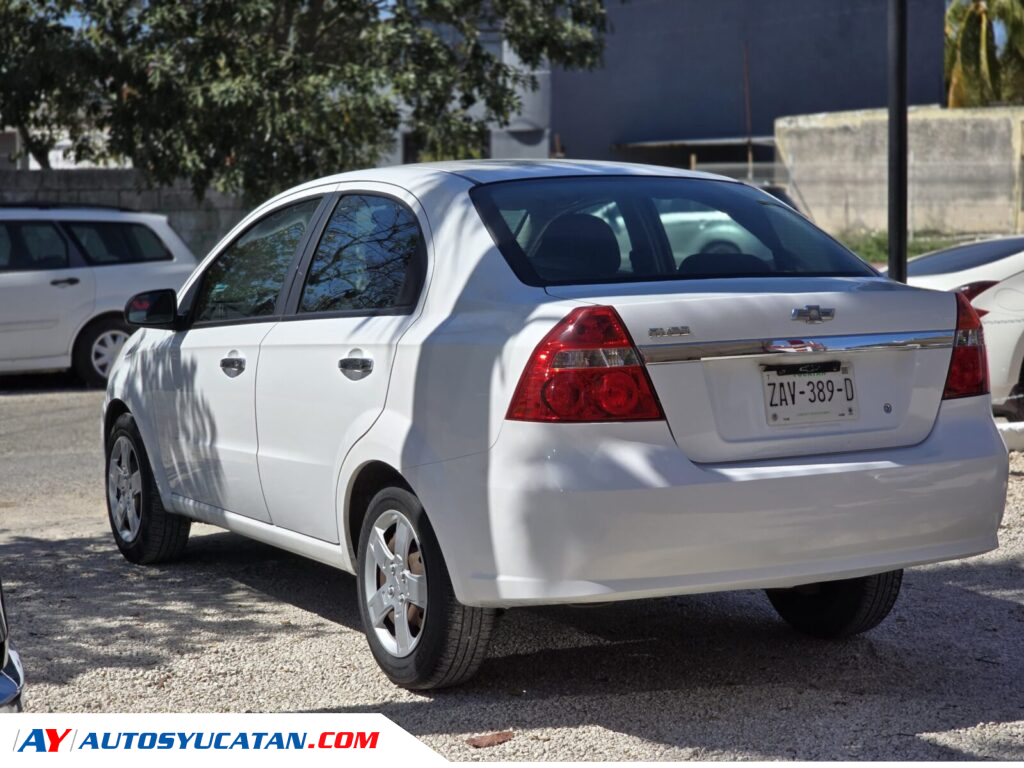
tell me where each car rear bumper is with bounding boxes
[0,648,24,713]
[417,395,1007,607]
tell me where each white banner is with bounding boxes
[3,713,446,765]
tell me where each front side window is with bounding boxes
[0,222,69,272]
[65,221,170,265]
[299,195,424,314]
[471,176,875,286]
[192,198,320,323]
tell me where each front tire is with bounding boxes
[356,487,496,690]
[106,413,190,564]
[766,570,902,639]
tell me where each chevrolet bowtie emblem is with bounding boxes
[791,305,835,323]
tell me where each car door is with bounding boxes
[145,194,327,521]
[256,186,430,542]
[0,220,96,367]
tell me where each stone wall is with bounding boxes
[0,169,247,257]
[775,106,1024,237]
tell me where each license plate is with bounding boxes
[761,360,858,426]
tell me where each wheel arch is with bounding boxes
[103,398,131,450]
[344,461,413,567]
[72,310,126,349]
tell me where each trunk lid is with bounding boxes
[546,277,956,463]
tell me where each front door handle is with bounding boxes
[220,356,246,376]
[50,277,80,287]
[338,357,373,380]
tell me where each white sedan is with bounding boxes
[103,160,1007,689]
[907,237,1024,420]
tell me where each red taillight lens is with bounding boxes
[955,280,998,302]
[955,280,998,318]
[506,306,665,422]
[942,293,989,400]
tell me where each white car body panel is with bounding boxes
[907,248,1024,292]
[256,181,435,543]
[0,208,196,374]
[908,241,1024,414]
[104,160,1008,608]
[971,274,1024,410]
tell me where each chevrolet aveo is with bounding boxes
[103,161,1008,689]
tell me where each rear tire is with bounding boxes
[356,487,496,690]
[74,316,131,387]
[106,413,190,564]
[766,570,902,639]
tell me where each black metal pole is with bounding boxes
[888,0,908,282]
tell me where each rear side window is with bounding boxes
[298,194,424,314]
[907,237,1024,276]
[470,176,874,286]
[0,222,69,272]
[65,221,170,265]
[192,198,320,323]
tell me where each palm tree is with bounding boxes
[946,0,1024,106]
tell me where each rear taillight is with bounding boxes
[942,292,989,400]
[955,280,998,302]
[506,306,665,422]
[955,280,998,318]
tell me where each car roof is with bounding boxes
[400,159,731,184]
[0,206,166,223]
[267,159,737,207]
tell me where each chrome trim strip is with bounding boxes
[639,329,954,364]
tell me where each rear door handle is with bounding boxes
[338,357,373,379]
[50,277,80,286]
[220,356,246,376]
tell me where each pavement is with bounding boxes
[1,375,1022,760]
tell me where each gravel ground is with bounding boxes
[1,376,1022,760]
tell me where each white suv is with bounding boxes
[0,205,196,384]
[103,161,1007,689]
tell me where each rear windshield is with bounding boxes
[906,237,1024,277]
[470,176,875,286]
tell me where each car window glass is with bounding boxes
[579,201,632,272]
[299,195,423,314]
[907,237,1024,276]
[192,198,320,323]
[67,222,170,264]
[652,197,773,267]
[472,177,874,285]
[0,227,11,269]
[0,222,69,272]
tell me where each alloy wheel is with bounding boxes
[107,436,142,543]
[362,510,427,657]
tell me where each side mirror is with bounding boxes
[125,289,179,329]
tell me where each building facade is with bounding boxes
[434,0,944,167]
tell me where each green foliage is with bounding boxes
[836,231,962,268]
[0,0,607,201]
[0,0,99,168]
[946,0,1024,106]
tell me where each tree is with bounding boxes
[76,0,608,201]
[946,0,1024,107]
[0,1,99,168]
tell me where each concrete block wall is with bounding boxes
[0,169,247,257]
[775,106,1024,237]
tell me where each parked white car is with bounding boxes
[103,161,1007,689]
[907,236,1024,419]
[0,205,196,384]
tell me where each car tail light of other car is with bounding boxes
[507,306,665,422]
[955,280,999,317]
[943,293,989,400]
